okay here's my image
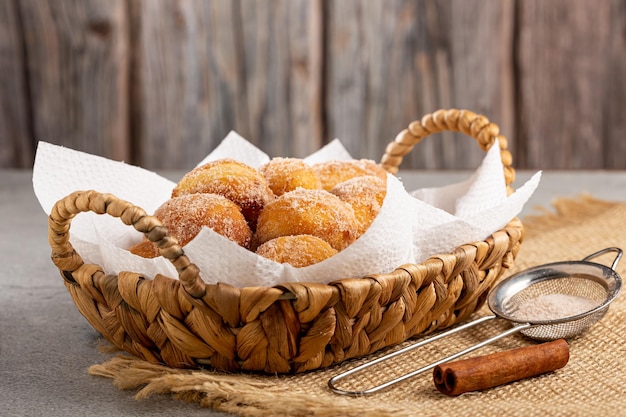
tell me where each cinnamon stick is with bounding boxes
[433,339,569,396]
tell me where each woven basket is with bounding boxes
[48,108,523,373]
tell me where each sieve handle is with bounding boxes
[328,316,532,396]
[581,247,623,271]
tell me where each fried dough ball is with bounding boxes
[312,159,388,191]
[129,239,160,259]
[171,158,274,229]
[256,189,359,251]
[256,235,338,267]
[154,193,252,248]
[330,175,387,236]
[258,157,321,196]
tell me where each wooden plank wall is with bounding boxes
[2,0,625,171]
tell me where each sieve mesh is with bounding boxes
[500,274,610,341]
[520,310,608,340]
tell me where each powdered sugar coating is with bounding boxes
[154,193,252,248]
[331,175,387,236]
[258,157,322,196]
[312,159,388,191]
[171,158,275,229]
[256,188,359,251]
[256,235,338,267]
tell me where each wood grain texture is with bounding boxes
[2,0,626,170]
[516,0,612,169]
[603,0,626,169]
[325,0,514,169]
[132,0,318,170]
[0,0,32,167]
[15,0,129,163]
[239,0,319,159]
[132,0,211,169]
[447,0,515,167]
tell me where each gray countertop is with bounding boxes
[2,169,626,417]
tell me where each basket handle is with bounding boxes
[380,108,515,192]
[48,190,206,298]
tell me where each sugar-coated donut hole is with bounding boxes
[312,159,388,191]
[259,157,322,196]
[129,239,160,258]
[330,175,387,236]
[256,235,338,267]
[256,188,359,251]
[154,193,252,248]
[171,158,274,230]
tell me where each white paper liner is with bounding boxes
[34,134,541,287]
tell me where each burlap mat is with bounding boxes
[88,196,626,416]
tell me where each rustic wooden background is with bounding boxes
[2,0,625,171]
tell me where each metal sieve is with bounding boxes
[328,247,623,395]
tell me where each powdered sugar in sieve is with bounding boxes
[514,293,600,322]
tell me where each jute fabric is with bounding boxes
[89,196,626,416]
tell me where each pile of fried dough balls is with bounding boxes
[129,157,388,268]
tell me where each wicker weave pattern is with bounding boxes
[48,109,524,373]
